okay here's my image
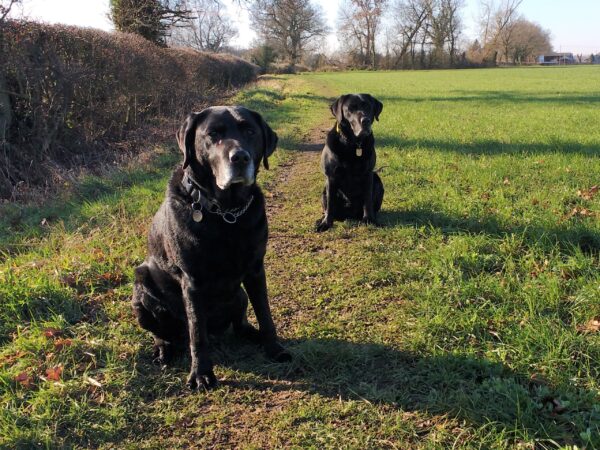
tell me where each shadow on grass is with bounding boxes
[130,336,598,447]
[0,150,178,252]
[379,207,600,254]
[375,91,600,105]
[377,136,600,157]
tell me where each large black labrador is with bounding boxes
[132,106,291,390]
[316,93,384,232]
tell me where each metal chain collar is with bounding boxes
[194,195,254,224]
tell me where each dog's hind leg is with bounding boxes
[372,172,384,214]
[132,263,186,365]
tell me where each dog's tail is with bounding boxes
[374,165,388,174]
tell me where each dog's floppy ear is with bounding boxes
[176,110,207,169]
[367,94,383,121]
[249,109,278,170]
[330,95,348,123]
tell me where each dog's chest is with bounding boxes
[335,152,372,178]
[183,225,264,283]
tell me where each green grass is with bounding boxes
[1,67,599,448]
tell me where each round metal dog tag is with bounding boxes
[356,148,362,157]
[192,209,203,222]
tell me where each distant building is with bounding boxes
[537,52,575,65]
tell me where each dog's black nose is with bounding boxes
[229,149,251,164]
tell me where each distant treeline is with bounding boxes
[0,20,258,199]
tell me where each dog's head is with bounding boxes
[330,94,383,139]
[176,106,277,191]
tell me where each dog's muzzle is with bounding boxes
[353,117,372,138]
[215,148,256,190]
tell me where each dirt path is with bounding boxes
[265,124,330,255]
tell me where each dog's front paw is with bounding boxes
[187,366,218,390]
[264,341,292,363]
[315,218,333,232]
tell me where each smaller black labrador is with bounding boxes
[132,106,290,390]
[316,94,384,232]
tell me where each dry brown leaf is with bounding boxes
[503,177,510,185]
[0,350,26,366]
[15,371,33,388]
[577,185,599,201]
[564,207,596,220]
[43,328,63,338]
[577,317,600,334]
[45,366,63,381]
[54,338,73,350]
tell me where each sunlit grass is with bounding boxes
[1,67,599,448]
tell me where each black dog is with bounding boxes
[316,94,384,232]
[132,106,290,390]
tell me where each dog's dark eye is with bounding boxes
[208,131,219,139]
[244,128,256,136]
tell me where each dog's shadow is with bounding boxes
[378,208,600,254]
[140,335,594,444]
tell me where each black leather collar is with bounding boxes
[182,173,254,224]
[335,122,365,156]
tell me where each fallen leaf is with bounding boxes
[0,350,26,366]
[54,338,73,350]
[503,177,510,185]
[564,207,596,220]
[43,328,63,338]
[577,317,600,334]
[45,366,63,381]
[577,185,599,201]
[15,371,33,388]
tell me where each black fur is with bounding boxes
[316,94,384,232]
[132,106,290,390]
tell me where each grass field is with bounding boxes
[1,67,599,449]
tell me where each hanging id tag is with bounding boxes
[192,209,203,222]
[191,202,203,222]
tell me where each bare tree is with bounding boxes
[389,0,463,69]
[110,0,192,46]
[390,0,430,67]
[250,0,327,65]
[338,0,388,68]
[0,0,20,22]
[441,0,462,65]
[170,0,236,52]
[508,19,551,64]
[477,0,523,63]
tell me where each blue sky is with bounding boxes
[11,0,600,54]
